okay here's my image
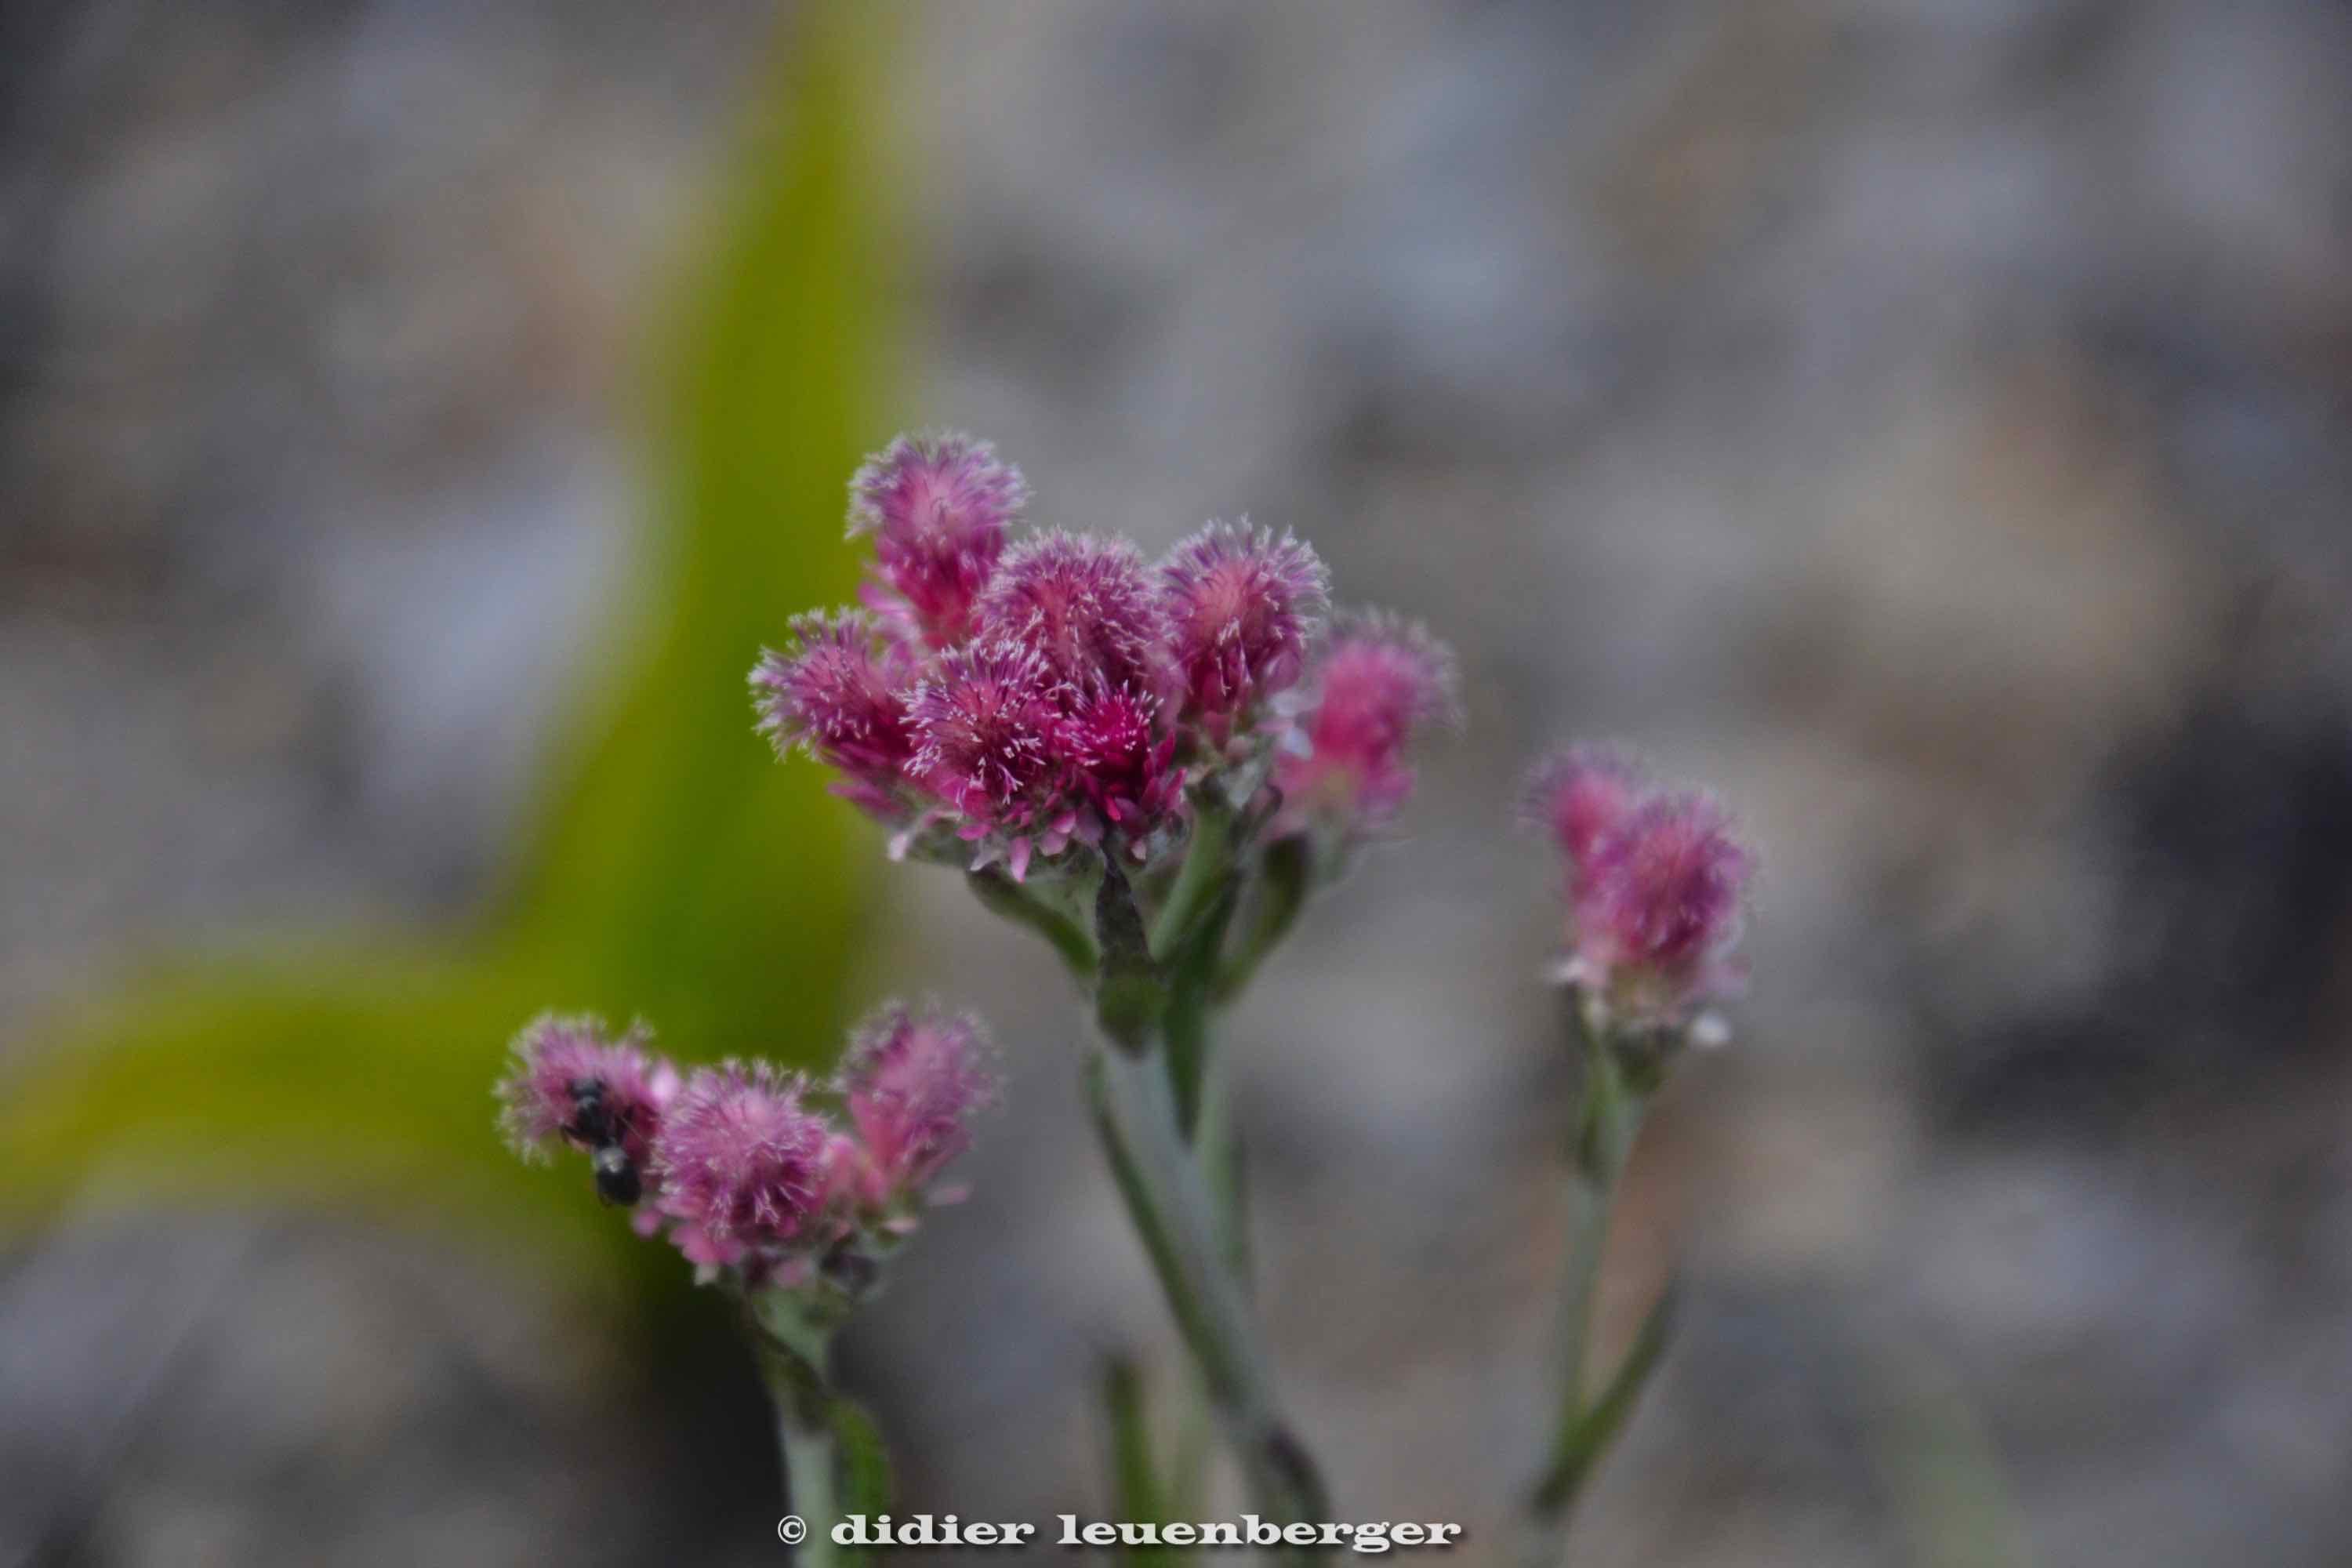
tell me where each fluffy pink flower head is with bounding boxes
[653,1062,830,1269]
[976,531,1169,697]
[835,1001,997,1205]
[905,638,1073,837]
[497,1013,677,1174]
[1570,791,1752,1022]
[1061,682,1182,834]
[1274,610,1459,836]
[1160,520,1329,728]
[750,610,917,818]
[1521,744,1648,873]
[848,431,1028,646]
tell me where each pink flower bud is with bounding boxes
[1520,744,1647,871]
[904,639,1073,837]
[976,531,1170,697]
[1159,520,1329,728]
[848,431,1028,646]
[1060,682,1183,833]
[652,1062,830,1266]
[1274,609,1458,837]
[750,610,918,819]
[835,1002,997,1201]
[1564,784,1752,1022]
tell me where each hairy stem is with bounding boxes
[1086,1039,1330,1556]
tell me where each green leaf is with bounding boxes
[1530,1276,1679,1523]
[831,1396,896,1518]
[1102,1357,1184,1567]
[0,8,892,1305]
[967,867,1100,980]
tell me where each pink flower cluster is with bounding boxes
[753,432,1454,879]
[498,1004,995,1285]
[1523,746,1754,1025]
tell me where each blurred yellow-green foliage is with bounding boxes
[0,10,886,1314]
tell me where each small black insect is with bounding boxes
[591,1144,643,1207]
[564,1076,644,1205]
[565,1076,616,1147]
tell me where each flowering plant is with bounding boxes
[495,430,1754,1566]
[1515,746,1753,1558]
[495,1003,994,1559]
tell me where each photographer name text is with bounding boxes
[805,1513,1462,1555]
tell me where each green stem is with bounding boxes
[1195,1048,1252,1286]
[1523,1019,1668,1563]
[749,1295,844,1568]
[1085,1039,1330,1557]
[1210,833,1311,1004]
[1163,881,1240,1142]
[1150,793,1235,961]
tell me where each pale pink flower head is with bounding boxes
[976,531,1170,697]
[750,609,917,818]
[848,431,1029,646]
[496,1013,678,1175]
[904,638,1073,835]
[1159,520,1329,727]
[653,1062,830,1269]
[835,1001,997,1203]
[1521,743,1647,873]
[1571,790,1752,1022]
[1274,609,1459,837]
[1060,682,1182,834]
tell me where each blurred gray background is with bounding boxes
[5,2,2351,1564]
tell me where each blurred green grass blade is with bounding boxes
[0,956,667,1302]
[0,9,889,1282]
[509,6,887,1058]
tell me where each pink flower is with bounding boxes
[977,531,1169,697]
[1521,744,1646,872]
[1159,520,1328,728]
[904,639,1073,836]
[1061,682,1182,833]
[652,1062,831,1268]
[1274,610,1458,836]
[835,1002,997,1203]
[848,432,1029,646]
[750,610,917,818]
[496,1014,678,1178]
[1569,789,1752,1022]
